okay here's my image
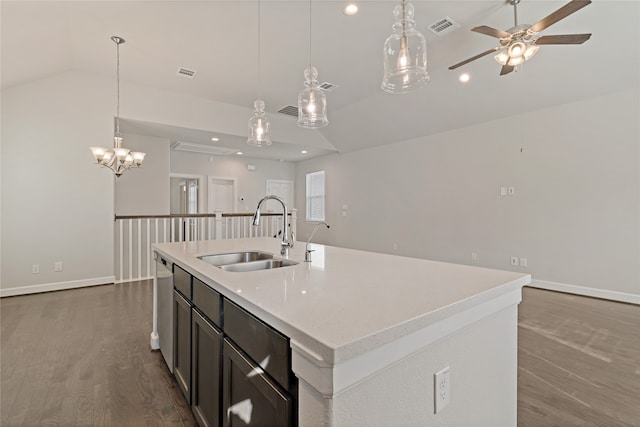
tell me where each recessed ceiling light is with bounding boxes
[236,151,243,155]
[458,73,470,83]
[343,3,359,15]
[301,150,308,154]
[211,137,220,141]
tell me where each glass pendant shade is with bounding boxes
[298,66,328,129]
[382,1,429,94]
[247,100,272,146]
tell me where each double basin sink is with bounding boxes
[198,251,298,272]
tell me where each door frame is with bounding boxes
[208,176,238,213]
[170,173,205,213]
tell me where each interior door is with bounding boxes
[209,178,235,213]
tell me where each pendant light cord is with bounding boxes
[257,0,261,101]
[402,0,406,37]
[309,0,312,68]
[115,40,121,135]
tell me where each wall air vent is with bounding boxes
[278,105,299,118]
[177,68,196,78]
[427,17,460,36]
[171,142,234,156]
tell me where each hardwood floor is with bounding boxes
[518,287,640,427]
[0,281,196,427]
[1,282,638,426]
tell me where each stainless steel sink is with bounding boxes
[199,251,273,266]
[220,259,298,272]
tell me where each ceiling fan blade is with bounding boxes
[471,25,512,39]
[534,34,592,45]
[529,0,592,33]
[500,65,515,76]
[449,47,501,70]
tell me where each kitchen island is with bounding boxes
[152,237,530,426]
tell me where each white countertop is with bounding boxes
[153,237,530,366]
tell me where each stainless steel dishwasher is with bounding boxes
[156,255,174,372]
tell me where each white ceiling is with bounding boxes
[2,1,638,161]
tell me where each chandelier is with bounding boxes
[90,36,145,177]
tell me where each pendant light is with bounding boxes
[382,0,429,94]
[248,0,272,146]
[298,0,328,129]
[90,36,146,177]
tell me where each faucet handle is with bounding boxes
[304,248,315,262]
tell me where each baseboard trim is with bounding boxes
[530,279,640,305]
[115,275,153,284]
[0,276,116,297]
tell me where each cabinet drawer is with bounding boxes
[223,299,291,391]
[174,264,192,299]
[193,278,222,328]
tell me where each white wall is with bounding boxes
[114,133,171,216]
[1,71,115,294]
[295,89,640,301]
[0,69,301,294]
[170,151,295,213]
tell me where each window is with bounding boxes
[306,171,325,222]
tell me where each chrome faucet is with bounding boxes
[305,222,330,262]
[252,195,294,256]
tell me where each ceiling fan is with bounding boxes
[449,0,592,76]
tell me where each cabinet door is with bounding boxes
[222,339,293,427]
[174,290,192,404]
[192,309,222,427]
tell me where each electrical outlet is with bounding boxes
[510,256,518,266]
[508,186,515,195]
[471,252,477,261]
[54,261,63,272]
[519,257,527,267]
[434,366,450,414]
[32,264,40,274]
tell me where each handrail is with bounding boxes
[114,212,291,220]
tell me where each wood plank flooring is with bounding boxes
[1,281,638,426]
[0,281,196,427]
[518,287,640,427]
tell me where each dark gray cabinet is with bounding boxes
[192,309,222,427]
[173,289,192,404]
[223,339,293,427]
[171,265,297,427]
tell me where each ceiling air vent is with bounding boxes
[319,82,338,92]
[171,142,234,156]
[427,17,460,36]
[278,105,299,118]
[177,67,196,79]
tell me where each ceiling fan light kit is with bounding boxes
[449,0,592,76]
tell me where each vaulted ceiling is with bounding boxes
[2,1,638,160]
